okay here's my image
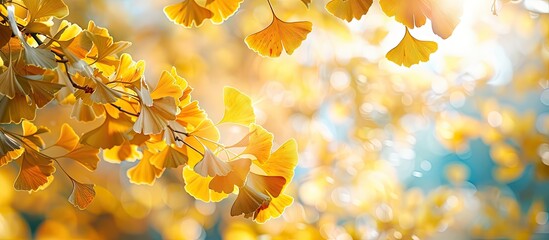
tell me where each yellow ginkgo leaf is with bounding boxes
[245,16,312,57]
[164,0,213,28]
[219,87,255,125]
[0,131,24,167]
[149,71,184,102]
[186,119,220,166]
[54,123,79,151]
[205,0,243,24]
[254,194,293,223]
[112,53,145,86]
[182,166,229,202]
[22,0,69,20]
[127,150,164,185]
[149,145,188,169]
[80,112,133,149]
[176,101,206,128]
[103,140,142,163]
[68,180,95,210]
[14,149,55,192]
[194,147,231,177]
[386,28,438,67]
[243,124,273,163]
[255,139,298,183]
[70,99,99,122]
[326,0,373,22]
[379,0,429,29]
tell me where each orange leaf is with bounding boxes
[164,0,213,28]
[245,16,312,57]
[80,112,133,149]
[182,166,229,202]
[209,158,251,194]
[0,131,24,167]
[205,0,243,24]
[149,145,188,169]
[14,150,55,192]
[68,181,95,210]
[326,0,373,22]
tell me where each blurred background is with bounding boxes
[1,0,548,239]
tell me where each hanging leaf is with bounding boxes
[14,150,55,192]
[326,0,373,22]
[245,16,312,57]
[182,166,229,202]
[68,180,95,210]
[386,28,438,67]
[242,124,273,163]
[205,0,243,24]
[54,123,80,151]
[63,145,100,171]
[164,0,214,28]
[255,139,298,183]
[127,150,164,185]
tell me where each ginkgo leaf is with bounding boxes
[386,28,438,67]
[103,141,142,163]
[379,0,429,29]
[80,112,133,149]
[182,166,229,202]
[133,97,178,135]
[0,62,25,99]
[164,0,214,28]
[149,71,184,102]
[193,147,231,177]
[89,81,122,104]
[427,0,463,39]
[205,0,243,24]
[127,150,164,185]
[112,53,145,85]
[246,172,286,198]
[245,16,312,57]
[185,119,220,166]
[21,120,49,149]
[14,150,55,192]
[68,181,95,210]
[63,145,100,171]
[0,94,36,124]
[0,131,24,167]
[254,194,293,223]
[149,145,188,169]
[209,158,251,194]
[230,182,271,218]
[27,80,65,108]
[23,0,69,20]
[23,45,58,69]
[255,139,298,183]
[218,87,255,125]
[176,101,206,128]
[326,0,373,22]
[70,99,98,122]
[243,124,273,163]
[54,124,79,151]
[85,32,132,64]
